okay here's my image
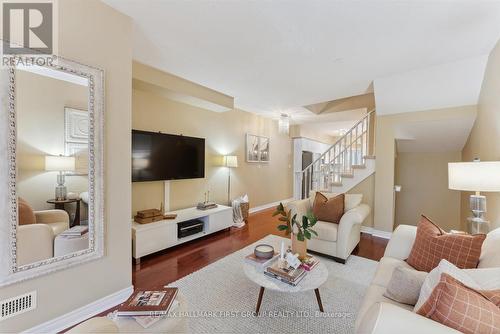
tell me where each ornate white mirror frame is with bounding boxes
[0,56,105,286]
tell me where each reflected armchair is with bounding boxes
[16,199,70,266]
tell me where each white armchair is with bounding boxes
[287,191,370,263]
[16,209,70,266]
[34,209,70,236]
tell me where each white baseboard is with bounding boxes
[360,226,392,239]
[24,285,133,334]
[249,198,294,214]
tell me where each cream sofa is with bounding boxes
[287,191,370,263]
[17,210,70,265]
[355,225,500,334]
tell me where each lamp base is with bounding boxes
[55,185,67,201]
[467,217,489,234]
[470,194,486,219]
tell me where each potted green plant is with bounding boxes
[272,203,318,259]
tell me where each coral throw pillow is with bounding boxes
[406,215,485,272]
[18,197,36,225]
[417,273,500,334]
[312,192,344,224]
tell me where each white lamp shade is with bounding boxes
[448,161,500,192]
[45,155,76,172]
[224,155,238,168]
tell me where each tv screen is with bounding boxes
[132,130,205,182]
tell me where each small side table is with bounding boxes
[54,232,89,257]
[47,198,81,227]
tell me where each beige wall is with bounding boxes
[133,61,233,112]
[16,70,88,214]
[395,152,462,231]
[348,174,375,227]
[0,0,133,331]
[373,105,477,232]
[132,88,293,215]
[290,124,337,145]
[462,39,500,231]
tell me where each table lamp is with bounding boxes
[224,155,238,205]
[448,160,500,232]
[45,155,76,200]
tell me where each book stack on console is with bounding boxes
[264,262,307,286]
[196,201,218,210]
[134,209,164,224]
[60,225,88,238]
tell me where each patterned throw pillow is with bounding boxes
[312,192,344,224]
[406,215,486,272]
[414,259,481,312]
[417,273,500,334]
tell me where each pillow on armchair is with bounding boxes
[18,197,36,225]
[312,192,344,224]
[309,191,363,212]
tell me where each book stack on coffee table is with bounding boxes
[301,255,320,271]
[264,262,307,286]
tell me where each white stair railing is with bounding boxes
[300,110,374,199]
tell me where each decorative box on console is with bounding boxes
[132,205,232,264]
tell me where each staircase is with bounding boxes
[300,110,376,199]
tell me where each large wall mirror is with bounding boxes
[0,56,104,286]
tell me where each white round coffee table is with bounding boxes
[243,260,328,314]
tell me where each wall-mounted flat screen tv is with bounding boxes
[132,130,205,182]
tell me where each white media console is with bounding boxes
[132,205,233,264]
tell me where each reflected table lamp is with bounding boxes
[448,160,500,233]
[224,155,238,205]
[45,155,76,201]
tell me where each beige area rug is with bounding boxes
[167,234,378,334]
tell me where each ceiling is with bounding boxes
[375,55,488,115]
[395,114,477,153]
[104,0,500,120]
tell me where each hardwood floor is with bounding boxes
[132,208,388,290]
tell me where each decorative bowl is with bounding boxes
[254,244,274,259]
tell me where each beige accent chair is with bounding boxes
[17,210,70,265]
[355,225,500,334]
[287,191,370,263]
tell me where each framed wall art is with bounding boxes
[246,134,270,163]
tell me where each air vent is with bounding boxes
[0,291,36,321]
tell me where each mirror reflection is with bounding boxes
[15,65,90,266]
